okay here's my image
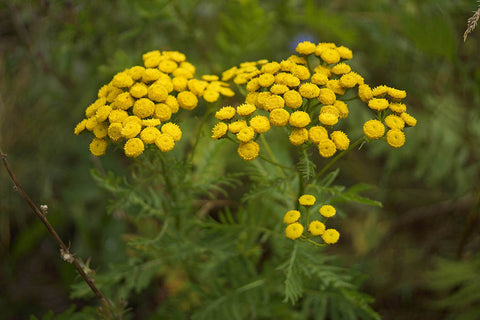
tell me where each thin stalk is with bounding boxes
[260,134,287,179]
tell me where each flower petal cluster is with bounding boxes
[75,50,233,157]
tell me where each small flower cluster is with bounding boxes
[75,50,234,157]
[283,194,340,245]
[211,41,417,161]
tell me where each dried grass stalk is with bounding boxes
[464,2,480,42]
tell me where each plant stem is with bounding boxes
[0,147,119,318]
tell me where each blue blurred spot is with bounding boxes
[289,33,317,51]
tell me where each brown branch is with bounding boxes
[0,147,119,318]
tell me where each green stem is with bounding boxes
[307,137,365,187]
[258,154,294,171]
[260,134,287,178]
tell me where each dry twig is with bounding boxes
[464,2,480,42]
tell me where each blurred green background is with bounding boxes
[1,0,480,319]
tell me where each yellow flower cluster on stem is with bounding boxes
[75,50,234,158]
[283,194,340,245]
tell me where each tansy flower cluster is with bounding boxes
[212,41,417,161]
[75,50,234,157]
[283,194,340,245]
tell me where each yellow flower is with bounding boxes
[337,46,353,59]
[89,138,107,156]
[142,118,161,127]
[245,92,259,105]
[265,95,285,111]
[363,119,385,139]
[318,112,338,126]
[289,111,311,128]
[106,86,123,103]
[330,131,350,150]
[285,222,304,240]
[113,92,135,110]
[161,122,182,141]
[258,73,275,87]
[308,221,326,236]
[158,59,178,74]
[121,121,142,139]
[95,105,112,122]
[372,85,389,97]
[219,87,235,97]
[320,105,340,117]
[111,72,134,88]
[295,41,317,55]
[165,95,179,113]
[142,68,162,82]
[228,120,248,133]
[155,133,175,152]
[314,65,332,77]
[203,89,220,103]
[269,108,290,127]
[85,101,100,118]
[140,127,161,144]
[288,55,307,65]
[164,51,186,63]
[401,112,417,127]
[319,205,336,218]
[289,128,309,146]
[249,116,271,133]
[236,126,255,142]
[97,85,110,98]
[130,82,148,98]
[153,103,172,122]
[180,61,196,74]
[326,80,345,95]
[108,123,123,142]
[358,84,373,103]
[124,138,145,157]
[127,66,145,81]
[386,129,405,148]
[93,123,108,139]
[133,98,155,118]
[261,61,281,74]
[211,122,228,139]
[246,78,260,92]
[384,115,405,130]
[334,100,349,119]
[201,74,219,81]
[318,88,336,105]
[299,194,316,206]
[331,63,351,75]
[318,138,337,158]
[85,117,98,131]
[322,229,340,244]
[388,87,407,100]
[270,84,289,95]
[237,141,260,161]
[298,83,320,99]
[122,115,142,126]
[283,90,303,109]
[308,126,328,144]
[215,106,236,120]
[285,74,301,87]
[177,91,198,110]
[186,79,206,96]
[320,48,341,64]
[222,66,238,81]
[156,74,174,93]
[236,103,256,116]
[74,119,87,135]
[284,210,301,224]
[291,65,310,80]
[368,98,389,111]
[256,92,271,110]
[389,102,407,114]
[147,84,168,102]
[339,72,358,88]
[142,50,161,65]
[172,76,188,92]
[310,72,329,86]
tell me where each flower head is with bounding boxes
[155,133,175,152]
[299,194,316,206]
[124,138,145,157]
[386,129,405,148]
[319,205,336,218]
[322,229,340,244]
[211,122,228,139]
[308,220,326,236]
[285,222,304,240]
[363,120,385,139]
[237,141,260,161]
[284,210,301,224]
[89,138,107,156]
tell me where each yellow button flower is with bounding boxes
[236,103,256,117]
[331,63,351,75]
[121,121,142,139]
[124,138,145,157]
[308,126,328,144]
[237,141,260,161]
[256,92,271,110]
[386,129,405,148]
[269,108,290,127]
[147,84,168,102]
[142,118,161,127]
[310,72,328,86]
[358,84,373,103]
[384,115,405,130]
[211,122,228,139]
[401,112,417,127]
[228,120,248,133]
[318,138,337,158]
[258,73,275,87]
[158,60,178,74]
[336,46,353,59]
[142,68,162,82]
[74,119,87,135]
[330,131,350,150]
[389,102,407,114]
[319,205,336,218]
[153,103,172,122]
[270,84,289,95]
[107,123,123,142]
[111,72,134,88]
[95,105,112,123]
[237,126,255,142]
[284,74,301,87]
[122,115,143,126]
[165,95,179,113]
[249,116,271,133]
[89,138,107,156]
[85,117,98,131]
[326,80,345,95]
[308,220,326,236]
[299,194,316,206]
[318,112,339,126]
[161,123,182,142]
[127,66,145,81]
[318,88,336,105]
[291,65,310,80]
[203,89,220,103]
[133,98,155,118]
[322,229,340,244]
[215,106,236,120]
[113,92,135,110]
[284,210,301,224]
[177,91,198,110]
[289,128,309,146]
[172,76,188,92]
[93,123,108,139]
[155,133,175,152]
[320,48,341,64]
[368,98,389,111]
[363,120,385,139]
[320,105,340,117]
[106,87,123,103]
[372,85,389,97]
[260,61,281,74]
[265,95,285,111]
[140,127,161,144]
[289,111,311,128]
[295,41,317,55]
[339,72,358,88]
[130,82,148,98]
[246,78,260,92]
[285,222,304,240]
[298,83,320,99]
[388,87,407,100]
[334,101,349,119]
[284,90,303,109]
